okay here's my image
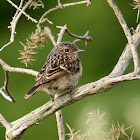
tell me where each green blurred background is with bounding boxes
[0,0,140,139]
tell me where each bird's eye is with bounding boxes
[65,49,69,52]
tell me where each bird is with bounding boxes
[25,41,84,99]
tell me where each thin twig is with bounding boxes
[55,95,65,140]
[0,58,38,76]
[0,114,11,129]
[7,0,38,23]
[39,0,91,24]
[57,0,63,9]
[12,0,24,21]
[107,0,140,73]
[0,0,33,52]
[66,29,92,41]
[57,25,67,44]
[9,0,33,42]
[56,25,92,44]
[0,42,12,52]
[0,87,13,102]
[0,0,24,52]
[4,71,16,102]
[44,26,56,46]
[109,24,140,77]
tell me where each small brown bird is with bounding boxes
[25,41,84,99]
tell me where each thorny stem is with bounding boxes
[0,0,33,52]
[7,0,38,23]
[39,0,91,24]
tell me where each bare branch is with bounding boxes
[0,114,11,129]
[0,42,12,52]
[12,0,24,21]
[57,25,67,44]
[56,25,92,44]
[109,24,140,77]
[66,29,92,41]
[0,87,13,102]
[7,0,38,23]
[44,26,56,46]
[3,72,140,139]
[0,0,33,52]
[55,95,65,140]
[9,0,33,42]
[3,71,16,102]
[0,58,38,76]
[12,124,27,138]
[107,0,140,73]
[39,0,91,24]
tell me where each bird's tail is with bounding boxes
[25,84,40,99]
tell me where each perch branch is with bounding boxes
[39,0,91,24]
[107,0,140,73]
[0,59,37,102]
[3,73,140,140]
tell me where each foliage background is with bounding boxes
[0,0,140,139]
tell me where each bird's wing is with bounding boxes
[36,63,67,84]
[36,55,80,85]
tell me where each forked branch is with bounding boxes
[107,0,140,73]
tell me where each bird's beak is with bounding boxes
[73,49,85,53]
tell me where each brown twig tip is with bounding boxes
[66,29,92,41]
[4,71,16,102]
[56,25,92,45]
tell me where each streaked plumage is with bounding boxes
[25,41,84,99]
